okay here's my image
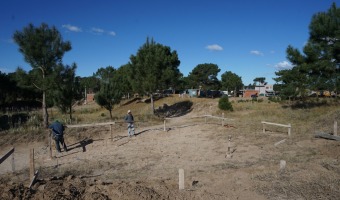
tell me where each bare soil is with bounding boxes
[0,98,340,200]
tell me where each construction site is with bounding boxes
[0,96,339,200]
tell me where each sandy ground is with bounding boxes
[0,103,340,199]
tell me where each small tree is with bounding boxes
[94,67,124,119]
[218,96,233,111]
[52,63,82,121]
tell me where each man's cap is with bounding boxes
[127,110,131,113]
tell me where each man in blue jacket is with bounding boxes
[49,120,68,153]
[124,110,135,137]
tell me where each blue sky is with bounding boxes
[0,0,337,85]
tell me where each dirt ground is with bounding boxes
[0,99,340,200]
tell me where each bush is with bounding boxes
[218,96,233,111]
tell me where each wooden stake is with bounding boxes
[29,170,39,189]
[262,123,265,133]
[179,169,184,190]
[164,119,166,131]
[49,130,52,159]
[334,121,338,136]
[11,149,15,172]
[30,149,35,182]
[110,124,113,141]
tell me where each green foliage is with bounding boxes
[51,63,82,121]
[79,76,100,93]
[274,3,340,100]
[129,37,182,95]
[115,64,133,96]
[0,71,18,107]
[94,66,124,119]
[187,63,221,90]
[268,96,281,102]
[13,23,71,127]
[218,96,233,111]
[221,71,243,96]
[253,77,266,85]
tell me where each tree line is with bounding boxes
[0,3,338,127]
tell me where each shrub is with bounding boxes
[218,96,233,111]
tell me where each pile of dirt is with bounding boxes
[0,175,223,200]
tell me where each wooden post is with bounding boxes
[334,121,338,136]
[0,147,15,170]
[222,113,224,126]
[12,149,15,172]
[30,149,35,182]
[228,135,231,153]
[110,124,113,141]
[288,123,291,137]
[164,119,166,131]
[226,135,232,158]
[280,160,286,172]
[179,169,184,190]
[262,123,265,133]
[49,130,52,159]
[29,170,39,189]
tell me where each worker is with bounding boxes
[49,119,68,153]
[124,110,135,137]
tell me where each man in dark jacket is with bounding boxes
[49,120,68,153]
[124,110,135,137]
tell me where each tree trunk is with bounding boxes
[69,105,73,124]
[151,94,154,114]
[42,91,49,128]
[109,110,113,119]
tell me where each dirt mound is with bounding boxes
[0,175,221,200]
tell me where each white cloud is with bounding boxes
[91,27,104,34]
[206,44,223,51]
[108,31,116,36]
[274,61,292,70]
[62,24,82,32]
[250,50,264,56]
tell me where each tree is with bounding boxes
[116,64,133,99]
[94,66,124,119]
[221,71,243,96]
[52,63,82,121]
[13,23,71,127]
[80,76,100,94]
[129,37,181,113]
[218,96,233,111]
[0,71,18,109]
[253,77,266,86]
[274,3,340,98]
[187,63,221,90]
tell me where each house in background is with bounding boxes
[255,83,275,97]
[243,90,258,98]
[86,93,95,104]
